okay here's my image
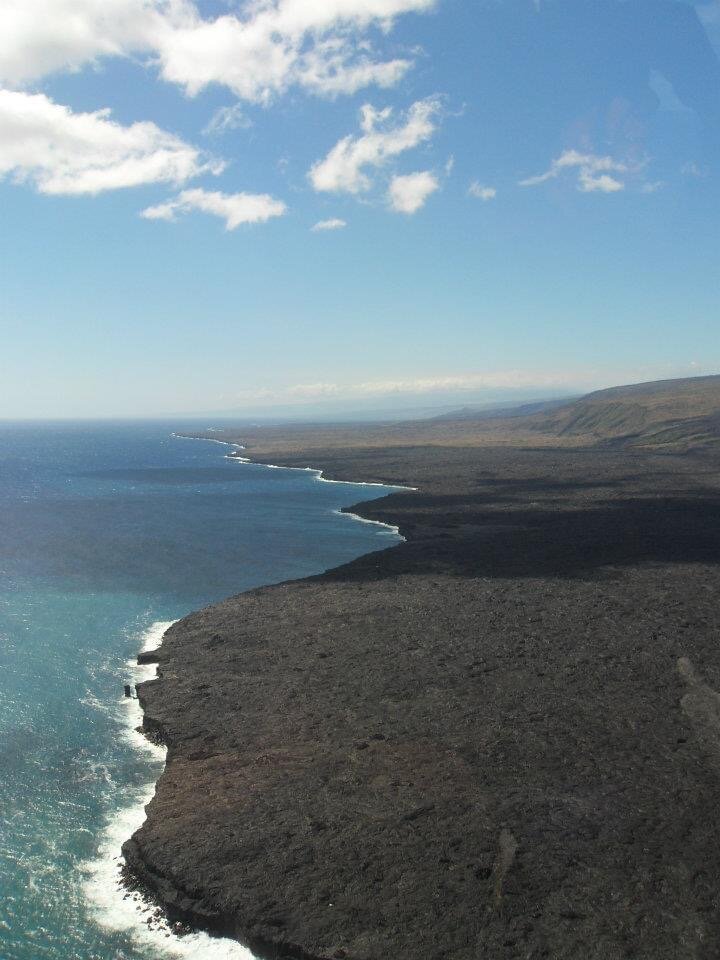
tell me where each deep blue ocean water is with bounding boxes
[0,422,402,960]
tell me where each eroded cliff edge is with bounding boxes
[123,440,720,960]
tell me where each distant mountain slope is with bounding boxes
[431,397,577,422]
[527,374,720,450]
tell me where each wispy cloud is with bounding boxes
[649,70,692,114]
[141,188,287,230]
[682,161,707,179]
[697,2,720,58]
[520,149,628,193]
[387,170,439,213]
[203,104,252,137]
[468,181,496,201]
[0,89,222,196]
[641,180,666,194]
[227,369,599,405]
[309,97,441,194]
[311,218,347,231]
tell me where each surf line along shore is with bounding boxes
[120,438,412,955]
[122,429,720,960]
[82,618,257,960]
[172,431,416,536]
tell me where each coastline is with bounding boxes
[175,431,418,489]
[219,440,415,540]
[83,619,257,959]
[116,437,409,957]
[122,431,720,960]
[183,432,416,536]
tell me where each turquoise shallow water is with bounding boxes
[0,422,401,960]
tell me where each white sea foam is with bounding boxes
[117,620,172,760]
[317,473,417,490]
[171,433,246,453]
[332,508,404,539]
[180,433,417,492]
[81,620,255,959]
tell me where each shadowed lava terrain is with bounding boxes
[124,375,720,959]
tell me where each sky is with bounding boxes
[1,0,719,419]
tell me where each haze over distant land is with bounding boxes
[191,374,720,456]
[176,386,576,423]
[1,0,719,418]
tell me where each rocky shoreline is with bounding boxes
[123,435,720,960]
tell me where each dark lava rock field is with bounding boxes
[124,440,720,960]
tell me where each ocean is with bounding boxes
[0,422,402,960]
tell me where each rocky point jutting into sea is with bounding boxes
[124,376,720,959]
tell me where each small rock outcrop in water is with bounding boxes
[124,430,720,959]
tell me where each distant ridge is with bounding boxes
[525,374,720,450]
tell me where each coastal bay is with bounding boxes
[125,382,720,959]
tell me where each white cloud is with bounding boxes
[387,170,438,213]
[277,37,410,101]
[309,97,441,194]
[0,0,166,85]
[141,187,287,229]
[579,173,624,193]
[468,181,496,201]
[520,149,628,193]
[0,0,435,103]
[0,89,221,195]
[311,218,347,231]
[159,1,436,102]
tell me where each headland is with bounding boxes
[124,375,720,959]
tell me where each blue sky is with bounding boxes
[1,0,719,418]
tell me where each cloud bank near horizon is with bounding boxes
[219,367,695,409]
[201,359,716,413]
